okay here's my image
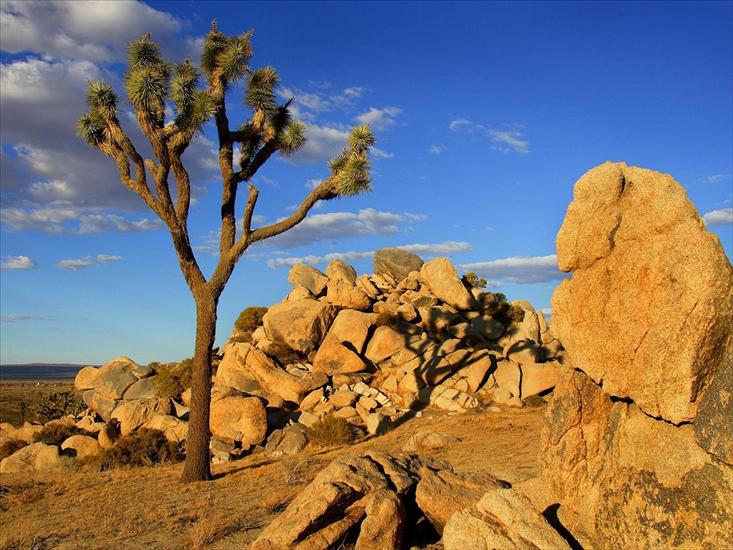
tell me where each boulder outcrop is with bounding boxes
[373,248,424,282]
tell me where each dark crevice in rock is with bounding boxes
[541,504,585,550]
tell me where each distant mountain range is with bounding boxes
[0,364,96,381]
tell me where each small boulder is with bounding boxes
[123,376,161,400]
[373,248,424,283]
[312,335,368,375]
[520,361,561,398]
[326,279,372,310]
[419,258,477,311]
[262,298,337,354]
[74,366,99,391]
[325,259,357,284]
[111,398,173,436]
[288,263,328,296]
[0,442,73,474]
[327,309,375,354]
[94,356,139,400]
[61,434,100,459]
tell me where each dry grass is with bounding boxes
[0,404,546,549]
[307,415,360,448]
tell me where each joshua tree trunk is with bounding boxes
[180,291,218,482]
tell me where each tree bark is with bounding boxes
[180,290,218,482]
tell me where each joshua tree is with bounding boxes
[78,24,374,482]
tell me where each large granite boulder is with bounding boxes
[61,434,101,459]
[93,356,140,400]
[326,309,375,354]
[0,442,73,474]
[419,258,477,311]
[262,298,336,354]
[74,366,99,391]
[210,396,267,445]
[111,398,173,436]
[373,248,424,282]
[552,162,733,423]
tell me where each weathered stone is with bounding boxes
[419,258,477,311]
[94,356,139,400]
[111,398,173,436]
[326,279,373,311]
[123,376,161,400]
[402,430,459,452]
[90,391,120,422]
[74,366,99,391]
[355,274,380,299]
[327,309,375,354]
[505,338,540,365]
[416,468,508,535]
[262,298,337,354]
[288,263,328,296]
[210,396,267,445]
[443,350,494,394]
[131,363,153,379]
[0,422,43,444]
[0,442,73,474]
[313,334,368,375]
[215,344,265,394]
[442,488,570,550]
[61,434,100,459]
[695,350,733,464]
[286,285,312,301]
[75,415,104,434]
[469,315,504,340]
[520,361,561,398]
[97,423,119,450]
[251,452,444,550]
[541,367,733,549]
[143,414,188,442]
[326,259,357,284]
[299,388,325,411]
[553,162,733,423]
[373,248,424,283]
[366,413,390,436]
[329,390,359,408]
[364,325,410,365]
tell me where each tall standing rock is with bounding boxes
[552,162,733,423]
[541,163,733,549]
[419,258,477,311]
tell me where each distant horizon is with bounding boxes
[2,1,731,365]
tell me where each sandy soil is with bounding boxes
[0,382,75,426]
[0,403,546,550]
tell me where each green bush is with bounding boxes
[482,292,525,326]
[155,359,193,399]
[33,423,87,446]
[307,415,360,448]
[96,428,184,469]
[462,271,488,289]
[32,391,85,424]
[0,440,28,461]
[234,306,268,333]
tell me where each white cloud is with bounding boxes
[702,208,733,226]
[371,147,394,159]
[540,307,553,317]
[403,212,428,222]
[354,106,402,130]
[95,254,123,263]
[460,254,565,284]
[707,174,731,184]
[265,208,406,248]
[56,257,94,271]
[290,124,349,164]
[279,85,365,114]
[449,118,530,154]
[1,255,37,271]
[1,314,52,323]
[0,0,190,62]
[428,144,445,155]
[306,179,322,190]
[0,205,162,234]
[266,240,471,268]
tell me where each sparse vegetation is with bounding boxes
[96,428,184,470]
[32,423,87,446]
[482,292,525,325]
[462,271,488,289]
[155,359,193,400]
[234,306,268,333]
[0,440,28,461]
[307,416,361,448]
[32,391,84,424]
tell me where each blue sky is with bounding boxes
[1,0,731,365]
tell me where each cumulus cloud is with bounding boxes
[266,240,471,268]
[0,255,37,270]
[702,208,733,226]
[56,257,94,271]
[279,85,365,114]
[449,118,530,154]
[354,107,402,130]
[0,0,193,62]
[428,144,445,155]
[460,254,565,284]
[289,124,349,164]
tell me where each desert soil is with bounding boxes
[0,403,546,550]
[0,381,75,426]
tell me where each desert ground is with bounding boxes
[0,402,544,549]
[0,382,74,427]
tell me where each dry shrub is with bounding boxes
[188,513,237,549]
[96,428,184,470]
[32,391,84,424]
[234,306,268,332]
[155,359,193,399]
[33,423,86,446]
[0,440,28,461]
[307,416,360,448]
[462,271,487,289]
[0,482,46,512]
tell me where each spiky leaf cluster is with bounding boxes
[170,61,215,137]
[125,35,170,127]
[201,25,253,83]
[246,66,279,114]
[78,81,119,146]
[77,112,105,146]
[330,125,375,196]
[278,121,306,156]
